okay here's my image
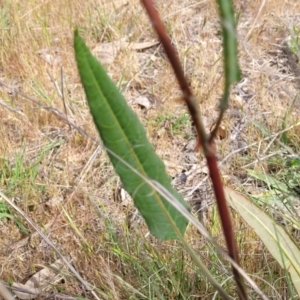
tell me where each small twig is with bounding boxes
[242,151,282,169]
[60,67,67,117]
[246,0,267,40]
[47,69,63,98]
[221,121,300,163]
[60,67,72,131]
[0,98,26,116]
[46,68,71,130]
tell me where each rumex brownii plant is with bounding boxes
[73,0,300,299]
[0,1,300,299]
[74,0,246,297]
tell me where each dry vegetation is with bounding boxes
[0,0,300,299]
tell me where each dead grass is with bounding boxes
[0,0,300,299]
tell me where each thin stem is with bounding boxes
[206,151,248,300]
[140,1,247,299]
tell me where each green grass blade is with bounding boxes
[247,169,289,194]
[74,30,189,240]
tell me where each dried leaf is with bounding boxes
[0,220,55,254]
[210,122,228,139]
[217,125,228,139]
[130,41,160,50]
[134,96,151,109]
[92,38,159,65]
[92,38,127,64]
[37,48,62,66]
[12,259,65,299]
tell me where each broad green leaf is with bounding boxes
[225,187,300,295]
[74,30,189,240]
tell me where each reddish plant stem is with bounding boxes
[140,0,248,299]
[206,149,247,300]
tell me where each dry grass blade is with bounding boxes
[1,0,300,298]
[0,191,102,300]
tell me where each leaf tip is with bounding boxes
[74,28,79,38]
[74,28,85,51]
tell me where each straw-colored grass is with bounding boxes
[0,0,300,299]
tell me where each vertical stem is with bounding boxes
[140,0,248,299]
[206,150,247,300]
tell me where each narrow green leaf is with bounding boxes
[0,212,13,219]
[247,169,289,194]
[216,0,241,108]
[225,187,300,295]
[74,30,189,240]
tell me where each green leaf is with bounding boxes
[216,0,241,108]
[74,30,189,240]
[225,187,300,295]
[247,169,289,194]
[0,212,13,219]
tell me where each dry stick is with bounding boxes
[46,68,70,130]
[140,1,247,299]
[222,121,300,163]
[47,69,63,98]
[60,67,72,131]
[60,67,67,119]
[0,98,26,115]
[242,151,282,169]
